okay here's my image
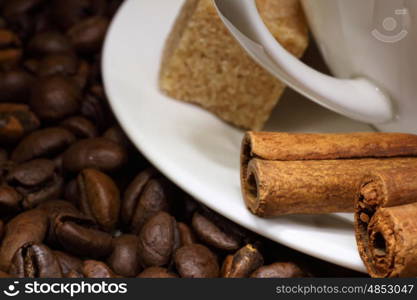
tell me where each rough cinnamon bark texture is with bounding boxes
[241,132,417,217]
[363,204,417,277]
[246,158,417,216]
[355,167,417,277]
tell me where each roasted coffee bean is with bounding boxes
[137,267,178,278]
[2,0,46,41]
[38,200,80,245]
[37,53,79,77]
[82,260,117,278]
[122,169,156,226]
[221,244,263,278]
[80,93,108,131]
[53,214,113,259]
[122,169,171,233]
[178,222,197,246]
[33,7,53,33]
[53,250,83,276]
[72,60,90,90]
[9,242,62,278]
[0,29,22,68]
[63,138,127,173]
[250,262,308,278]
[6,159,64,208]
[65,270,84,278]
[67,16,109,54]
[39,199,80,223]
[63,179,79,206]
[107,234,141,277]
[2,0,45,18]
[192,212,240,251]
[137,212,179,268]
[27,31,72,57]
[174,244,219,278]
[0,209,48,271]
[0,69,34,102]
[51,0,107,30]
[0,103,40,143]
[11,127,76,163]
[0,185,22,217]
[78,168,120,231]
[103,126,132,150]
[61,116,97,138]
[30,76,81,121]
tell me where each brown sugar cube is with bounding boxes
[159,0,309,130]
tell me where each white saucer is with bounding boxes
[102,0,373,272]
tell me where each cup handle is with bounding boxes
[214,0,393,124]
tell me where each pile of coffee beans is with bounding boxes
[0,0,360,278]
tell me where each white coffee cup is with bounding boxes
[214,0,417,133]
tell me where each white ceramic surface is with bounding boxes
[215,0,417,134]
[214,0,393,125]
[102,0,374,272]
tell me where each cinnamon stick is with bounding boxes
[355,167,417,277]
[241,132,417,217]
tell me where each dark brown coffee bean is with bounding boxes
[38,200,80,245]
[6,159,64,209]
[221,244,263,278]
[0,29,22,68]
[65,270,84,278]
[72,60,90,90]
[0,69,34,102]
[2,0,44,18]
[39,199,80,223]
[107,234,141,277]
[53,214,113,259]
[27,31,72,57]
[67,16,109,54]
[78,168,120,231]
[51,0,107,30]
[0,185,22,217]
[103,126,132,150]
[63,179,79,206]
[61,116,97,138]
[30,76,81,121]
[80,93,108,131]
[250,262,308,278]
[137,267,178,278]
[0,209,48,271]
[138,212,179,268]
[174,244,219,278]
[9,242,62,278]
[37,53,79,77]
[53,250,83,276]
[11,127,76,163]
[0,103,40,143]
[123,170,171,233]
[178,222,197,246]
[192,212,240,251]
[63,138,127,173]
[82,260,117,278]
[122,169,156,227]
